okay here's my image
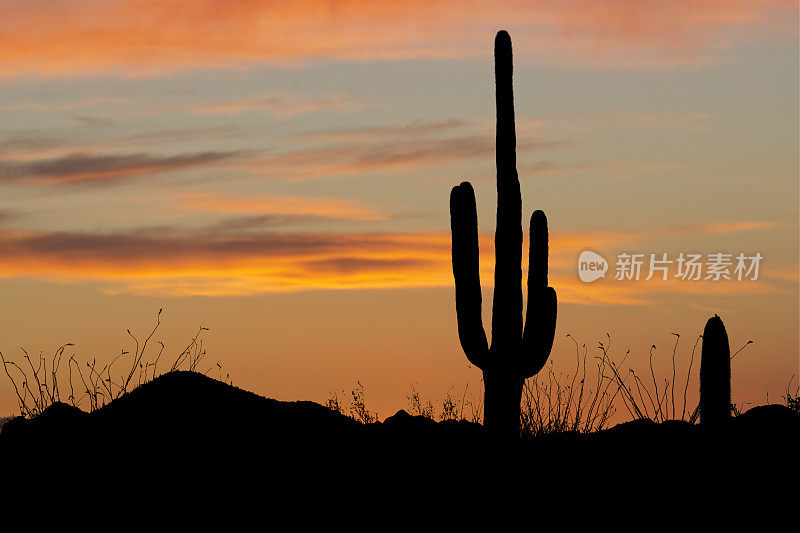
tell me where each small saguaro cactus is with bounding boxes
[700,314,731,425]
[450,30,557,437]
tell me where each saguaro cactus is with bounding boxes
[450,30,557,437]
[700,314,731,425]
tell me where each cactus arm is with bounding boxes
[521,210,557,378]
[521,288,557,378]
[491,29,523,354]
[527,210,549,288]
[450,182,489,369]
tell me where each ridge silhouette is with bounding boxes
[1,367,797,507]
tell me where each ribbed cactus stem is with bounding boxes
[491,29,523,356]
[700,315,731,425]
[449,30,557,437]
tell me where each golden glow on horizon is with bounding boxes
[0,223,788,300]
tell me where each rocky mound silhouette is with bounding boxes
[2,371,797,500]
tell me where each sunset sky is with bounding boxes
[0,0,797,419]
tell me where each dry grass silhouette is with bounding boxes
[327,328,759,435]
[0,316,777,438]
[785,376,800,414]
[326,381,378,424]
[405,383,478,422]
[0,309,219,417]
[525,330,754,432]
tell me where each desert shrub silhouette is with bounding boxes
[700,314,731,425]
[406,383,435,419]
[325,382,379,424]
[450,30,557,437]
[0,309,216,417]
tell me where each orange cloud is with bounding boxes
[762,265,800,283]
[660,221,784,235]
[555,275,780,307]
[0,0,794,78]
[180,193,387,222]
[0,221,786,301]
[0,227,453,294]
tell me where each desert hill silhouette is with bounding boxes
[1,370,797,504]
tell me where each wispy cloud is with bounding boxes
[0,151,242,186]
[0,136,64,156]
[122,127,241,145]
[660,221,784,235]
[189,92,359,117]
[257,135,569,179]
[0,96,133,112]
[518,111,714,135]
[0,0,793,78]
[296,119,468,141]
[72,116,116,127]
[180,192,387,222]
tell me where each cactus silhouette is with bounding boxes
[700,314,731,425]
[450,30,557,437]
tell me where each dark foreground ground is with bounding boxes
[1,371,797,515]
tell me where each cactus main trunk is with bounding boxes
[450,31,557,437]
[483,370,525,438]
[700,315,731,425]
